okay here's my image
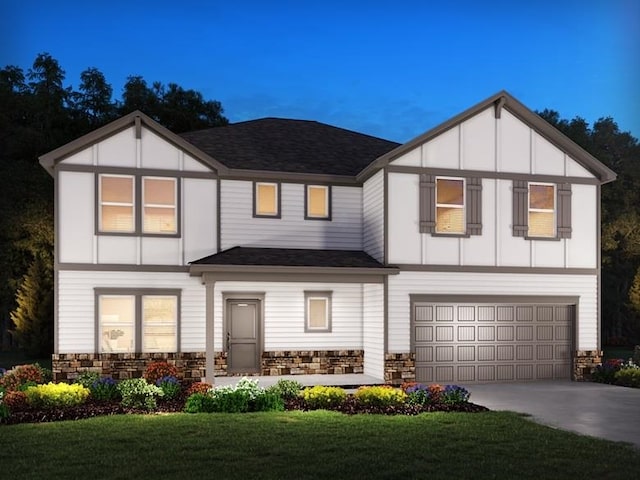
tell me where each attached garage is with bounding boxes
[411,296,575,384]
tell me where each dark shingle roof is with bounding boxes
[179,118,400,176]
[191,247,387,268]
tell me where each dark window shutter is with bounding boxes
[557,183,572,238]
[419,174,436,233]
[512,180,528,237]
[466,177,482,235]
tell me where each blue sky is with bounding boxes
[2,0,638,142]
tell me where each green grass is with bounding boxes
[0,350,51,371]
[1,411,639,479]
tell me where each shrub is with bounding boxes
[3,391,28,411]
[301,386,347,410]
[184,393,217,413]
[440,385,471,405]
[271,379,303,400]
[592,359,624,384]
[614,366,640,388]
[25,382,90,409]
[90,377,119,402]
[405,383,432,406]
[209,386,251,413]
[144,362,179,384]
[0,388,9,420]
[256,387,285,411]
[156,375,181,399]
[75,370,100,389]
[355,385,407,407]
[0,363,51,392]
[186,381,212,396]
[117,378,164,410]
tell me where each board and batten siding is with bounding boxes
[220,180,363,250]
[362,170,384,262]
[387,271,598,352]
[56,271,206,353]
[214,282,365,351]
[56,126,217,266]
[362,283,384,379]
[387,174,597,268]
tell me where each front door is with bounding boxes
[226,299,261,374]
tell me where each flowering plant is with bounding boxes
[144,362,179,384]
[440,385,470,405]
[91,377,119,401]
[156,375,181,399]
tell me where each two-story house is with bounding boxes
[40,91,615,384]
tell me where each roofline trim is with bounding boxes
[38,110,230,177]
[189,264,399,276]
[356,90,617,185]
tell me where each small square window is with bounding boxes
[436,178,465,234]
[306,185,330,219]
[528,183,555,237]
[255,182,279,217]
[304,291,332,332]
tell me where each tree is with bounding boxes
[75,67,116,127]
[10,254,53,357]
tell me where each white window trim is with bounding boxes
[304,291,332,333]
[98,174,135,233]
[305,185,331,220]
[254,181,280,218]
[142,176,178,234]
[435,176,466,234]
[528,182,556,238]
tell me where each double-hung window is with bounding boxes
[304,291,332,332]
[435,178,465,234]
[97,290,179,353]
[528,183,555,238]
[512,180,571,239]
[98,174,178,235]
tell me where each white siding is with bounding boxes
[140,129,180,170]
[214,282,363,351]
[387,173,421,264]
[183,178,217,263]
[220,180,363,250]
[363,283,384,379]
[58,171,94,263]
[363,170,384,262]
[387,271,598,352]
[57,270,206,353]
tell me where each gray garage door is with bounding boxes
[413,302,573,383]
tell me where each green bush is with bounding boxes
[0,363,51,392]
[271,379,303,400]
[354,385,407,407]
[24,382,90,409]
[75,370,100,389]
[90,377,119,402]
[210,387,250,413]
[256,387,285,411]
[440,385,471,405]
[184,393,217,413]
[614,367,640,388]
[156,376,181,399]
[0,388,9,419]
[117,378,164,410]
[301,386,347,410]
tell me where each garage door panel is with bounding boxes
[414,302,574,384]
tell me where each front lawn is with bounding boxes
[1,411,639,479]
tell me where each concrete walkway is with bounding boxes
[212,373,383,388]
[466,381,640,448]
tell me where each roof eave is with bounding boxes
[189,264,399,277]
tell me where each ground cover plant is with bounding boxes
[1,411,640,480]
[592,357,640,388]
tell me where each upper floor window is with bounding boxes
[436,178,465,234]
[306,185,331,220]
[143,177,177,234]
[528,183,555,238]
[97,174,179,236]
[512,180,571,240]
[99,174,135,233]
[304,291,332,332]
[254,182,280,217]
[419,174,482,236]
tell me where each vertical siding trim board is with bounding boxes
[216,178,221,253]
[512,180,528,237]
[419,174,436,233]
[557,183,572,239]
[383,167,389,264]
[466,177,483,235]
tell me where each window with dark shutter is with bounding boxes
[419,174,436,233]
[466,177,482,235]
[512,180,573,239]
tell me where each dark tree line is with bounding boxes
[1,53,639,357]
[0,53,228,355]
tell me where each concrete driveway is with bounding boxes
[466,381,640,448]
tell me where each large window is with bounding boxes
[254,182,280,217]
[97,290,179,353]
[435,178,465,234]
[528,183,556,238]
[99,175,135,233]
[304,291,332,332]
[306,185,331,220]
[98,174,178,235]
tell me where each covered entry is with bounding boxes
[411,296,575,383]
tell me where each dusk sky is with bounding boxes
[2,0,638,142]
